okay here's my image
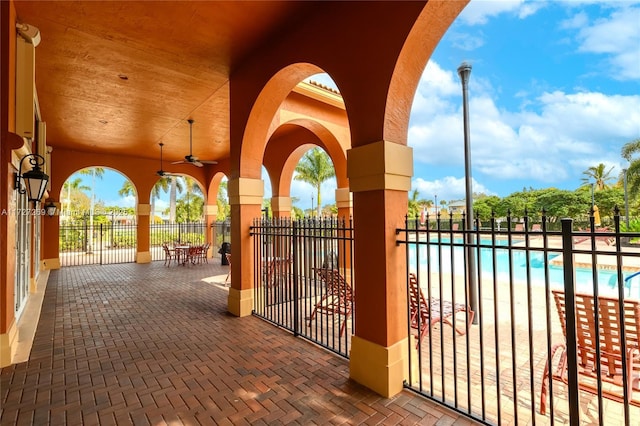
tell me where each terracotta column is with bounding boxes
[347,140,413,397]
[136,203,151,263]
[204,204,217,257]
[227,177,262,317]
[335,187,351,219]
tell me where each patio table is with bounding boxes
[174,245,191,265]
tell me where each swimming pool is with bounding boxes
[409,241,640,298]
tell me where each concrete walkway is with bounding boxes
[0,262,472,425]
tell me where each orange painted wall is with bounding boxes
[0,0,20,335]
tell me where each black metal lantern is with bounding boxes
[44,200,57,217]
[14,154,49,203]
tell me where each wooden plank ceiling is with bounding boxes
[13,1,314,163]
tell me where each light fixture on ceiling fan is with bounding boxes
[156,142,178,177]
[171,119,217,167]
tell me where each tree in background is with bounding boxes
[581,163,615,190]
[216,180,230,221]
[180,177,204,222]
[62,177,90,220]
[168,176,184,223]
[151,178,170,223]
[78,167,104,252]
[294,148,335,217]
[621,138,640,206]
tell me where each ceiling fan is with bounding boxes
[171,119,217,167]
[156,142,178,177]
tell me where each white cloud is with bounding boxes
[409,59,640,195]
[412,176,493,203]
[120,195,136,208]
[572,5,640,80]
[152,199,168,214]
[458,0,545,26]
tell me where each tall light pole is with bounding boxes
[434,194,438,216]
[623,169,630,228]
[458,61,478,322]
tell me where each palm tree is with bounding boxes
[581,163,615,190]
[151,178,171,222]
[621,138,640,199]
[168,176,184,223]
[294,148,335,217]
[408,189,421,219]
[181,176,204,222]
[62,177,90,220]
[217,180,230,221]
[78,167,104,253]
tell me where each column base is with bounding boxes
[0,321,17,368]
[227,287,253,317]
[42,258,60,270]
[349,335,410,398]
[136,251,152,264]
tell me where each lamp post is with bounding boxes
[623,169,630,228]
[458,61,478,323]
[311,193,314,217]
[434,194,438,216]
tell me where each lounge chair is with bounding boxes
[308,268,354,337]
[531,224,542,232]
[540,290,640,415]
[408,273,474,346]
[265,256,292,288]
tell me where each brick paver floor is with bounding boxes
[0,262,473,425]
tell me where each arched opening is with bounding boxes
[58,167,137,266]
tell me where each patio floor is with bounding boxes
[0,261,474,425]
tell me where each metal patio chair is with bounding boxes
[408,273,474,347]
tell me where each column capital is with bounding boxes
[205,205,218,216]
[347,141,412,192]
[228,178,264,206]
[335,188,352,209]
[137,204,151,216]
[271,196,291,212]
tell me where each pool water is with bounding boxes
[410,241,640,298]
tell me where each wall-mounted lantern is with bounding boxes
[14,153,49,203]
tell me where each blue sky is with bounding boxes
[73,1,640,213]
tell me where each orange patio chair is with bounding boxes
[308,268,354,337]
[540,290,640,415]
[162,243,176,267]
[408,273,474,347]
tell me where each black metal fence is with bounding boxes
[59,221,137,266]
[397,211,640,425]
[250,217,354,358]
[150,222,207,261]
[211,220,231,261]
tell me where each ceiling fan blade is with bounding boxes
[192,160,204,167]
[199,160,218,165]
[171,160,186,165]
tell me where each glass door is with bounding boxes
[14,190,30,319]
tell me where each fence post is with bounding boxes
[292,219,299,337]
[561,218,580,426]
